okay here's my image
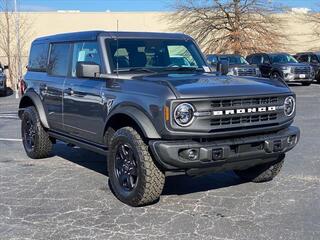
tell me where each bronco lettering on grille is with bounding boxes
[213,106,277,116]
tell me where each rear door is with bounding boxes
[45,42,71,130]
[63,41,105,143]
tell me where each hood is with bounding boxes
[136,73,291,99]
[228,63,254,69]
[273,62,311,68]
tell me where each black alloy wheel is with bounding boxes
[22,115,36,152]
[114,143,139,192]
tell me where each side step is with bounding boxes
[48,131,108,156]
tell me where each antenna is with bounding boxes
[116,19,119,76]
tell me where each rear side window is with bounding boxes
[48,43,71,77]
[28,43,49,72]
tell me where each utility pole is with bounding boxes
[14,0,22,99]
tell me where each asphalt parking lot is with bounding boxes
[0,84,319,240]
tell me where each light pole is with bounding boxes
[14,0,22,98]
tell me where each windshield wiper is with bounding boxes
[161,66,204,72]
[113,67,156,73]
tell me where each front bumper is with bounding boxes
[150,126,300,175]
[284,73,313,82]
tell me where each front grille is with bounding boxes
[294,66,310,74]
[210,113,277,126]
[208,96,282,129]
[236,68,257,76]
[211,97,278,108]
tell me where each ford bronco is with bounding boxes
[19,31,300,206]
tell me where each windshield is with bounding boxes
[106,39,207,72]
[270,54,298,63]
[219,55,249,65]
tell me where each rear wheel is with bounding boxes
[234,155,285,183]
[21,106,52,159]
[107,127,165,207]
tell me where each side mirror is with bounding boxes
[76,62,100,78]
[217,60,229,75]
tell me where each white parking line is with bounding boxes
[0,138,22,142]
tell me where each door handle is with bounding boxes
[65,88,74,95]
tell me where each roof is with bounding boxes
[33,30,192,44]
[296,51,320,55]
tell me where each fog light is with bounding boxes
[179,149,199,161]
[287,135,296,145]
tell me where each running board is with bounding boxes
[48,131,108,156]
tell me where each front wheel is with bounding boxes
[302,82,312,86]
[234,155,285,183]
[107,127,165,207]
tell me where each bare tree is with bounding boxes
[0,0,33,89]
[303,11,320,50]
[169,0,287,55]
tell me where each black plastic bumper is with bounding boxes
[149,126,300,175]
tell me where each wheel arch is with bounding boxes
[104,106,161,143]
[18,91,50,129]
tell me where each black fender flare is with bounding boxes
[18,91,50,129]
[105,105,161,139]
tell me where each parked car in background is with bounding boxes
[207,54,261,77]
[0,63,8,96]
[295,52,320,83]
[246,53,314,86]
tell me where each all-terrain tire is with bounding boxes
[21,106,52,159]
[108,127,165,207]
[235,155,285,183]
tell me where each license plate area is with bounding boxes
[299,74,306,79]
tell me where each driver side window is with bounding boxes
[71,41,101,77]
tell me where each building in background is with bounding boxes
[0,11,317,86]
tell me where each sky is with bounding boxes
[16,0,320,12]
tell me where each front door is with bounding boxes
[63,41,105,144]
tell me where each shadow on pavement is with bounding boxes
[53,142,108,176]
[162,171,242,196]
[53,142,242,196]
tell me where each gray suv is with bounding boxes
[246,53,314,86]
[207,54,261,77]
[19,31,300,206]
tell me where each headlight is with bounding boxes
[284,96,296,117]
[281,66,291,72]
[227,68,236,76]
[174,103,195,127]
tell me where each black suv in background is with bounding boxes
[0,63,8,96]
[295,52,320,83]
[246,53,314,86]
[19,31,299,206]
[207,54,261,77]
